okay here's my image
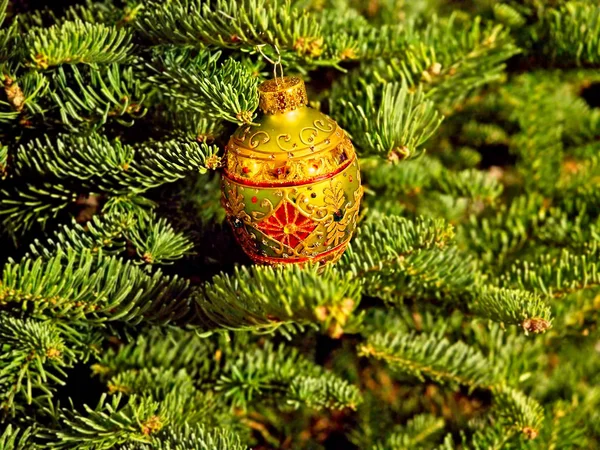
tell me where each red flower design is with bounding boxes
[257,201,317,249]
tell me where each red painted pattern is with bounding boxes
[257,201,317,249]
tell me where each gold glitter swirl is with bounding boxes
[233,126,252,144]
[299,127,318,145]
[251,198,275,220]
[314,118,335,132]
[277,133,298,152]
[249,131,270,148]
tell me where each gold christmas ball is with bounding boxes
[221,76,362,265]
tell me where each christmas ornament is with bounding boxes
[221,76,362,265]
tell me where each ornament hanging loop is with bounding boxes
[256,44,284,86]
[273,46,284,86]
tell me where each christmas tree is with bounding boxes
[1,0,600,448]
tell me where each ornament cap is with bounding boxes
[258,76,308,115]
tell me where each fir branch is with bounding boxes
[62,0,131,26]
[119,423,247,450]
[14,133,134,179]
[195,265,362,336]
[14,133,219,194]
[13,0,135,30]
[0,140,7,177]
[128,135,221,189]
[460,121,510,147]
[101,194,156,220]
[361,156,443,196]
[26,213,133,259]
[1,72,49,123]
[343,216,456,270]
[417,15,519,106]
[471,287,552,334]
[547,2,600,66]
[350,24,411,61]
[126,215,194,265]
[340,216,474,302]
[317,13,415,63]
[456,417,521,449]
[24,20,133,69]
[471,322,548,389]
[0,182,77,235]
[435,168,503,203]
[106,367,195,397]
[340,14,519,107]
[359,329,545,442]
[542,399,594,449]
[0,0,17,63]
[146,103,226,143]
[314,8,367,62]
[0,250,192,325]
[135,0,328,64]
[49,63,146,129]
[462,194,546,268]
[0,0,7,27]
[98,330,361,412]
[494,71,600,194]
[493,3,527,28]
[494,387,545,441]
[556,286,600,333]
[148,50,259,125]
[92,327,221,381]
[372,414,445,450]
[557,154,600,200]
[49,393,166,448]
[360,307,442,339]
[25,212,193,266]
[0,315,74,413]
[362,156,503,203]
[331,80,443,160]
[286,375,361,410]
[0,23,17,63]
[358,331,498,390]
[500,244,600,298]
[215,342,361,411]
[105,368,234,430]
[0,424,36,450]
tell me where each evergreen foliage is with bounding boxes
[1,0,599,448]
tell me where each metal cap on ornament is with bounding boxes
[258,76,308,115]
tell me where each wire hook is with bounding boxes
[256,44,284,85]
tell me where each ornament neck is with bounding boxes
[258,76,308,115]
